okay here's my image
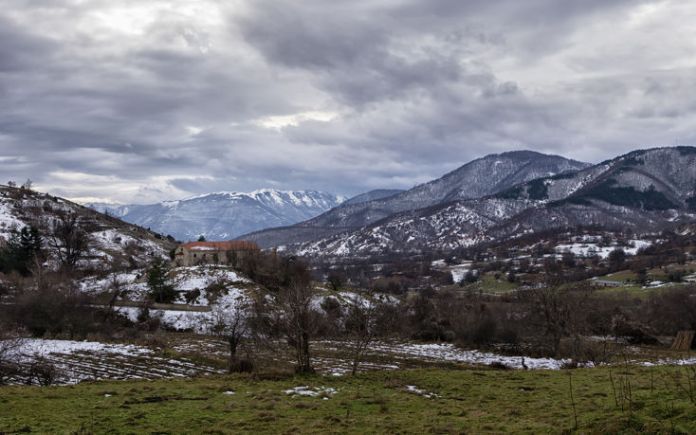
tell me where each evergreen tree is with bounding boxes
[146,258,176,303]
[0,226,42,276]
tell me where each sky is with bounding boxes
[1,0,696,204]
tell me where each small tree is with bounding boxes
[327,272,344,291]
[146,258,176,304]
[197,235,206,242]
[0,226,42,276]
[46,213,90,271]
[211,297,253,373]
[275,258,317,374]
[529,286,570,356]
[463,270,478,284]
[344,291,380,376]
[608,249,626,271]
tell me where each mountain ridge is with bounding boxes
[241,150,590,248]
[88,189,345,242]
[287,146,696,257]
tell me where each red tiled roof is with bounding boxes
[181,240,259,251]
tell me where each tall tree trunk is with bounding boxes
[295,331,313,373]
[227,336,239,373]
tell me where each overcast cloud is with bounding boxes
[1,0,695,203]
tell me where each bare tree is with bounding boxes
[529,286,570,356]
[45,212,91,271]
[211,296,253,373]
[528,284,593,358]
[106,273,124,313]
[345,291,380,376]
[275,259,317,374]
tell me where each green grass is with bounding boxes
[474,273,519,294]
[603,270,637,283]
[3,366,696,434]
[595,283,686,299]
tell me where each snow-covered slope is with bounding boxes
[89,189,345,242]
[296,199,535,257]
[0,185,174,270]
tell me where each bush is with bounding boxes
[471,317,498,346]
[12,288,98,338]
[27,358,58,386]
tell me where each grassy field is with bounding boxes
[2,365,696,434]
[455,273,520,294]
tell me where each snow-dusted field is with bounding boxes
[554,239,652,259]
[430,260,472,283]
[319,341,570,370]
[5,337,696,387]
[2,339,223,385]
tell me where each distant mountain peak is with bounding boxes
[87,189,344,241]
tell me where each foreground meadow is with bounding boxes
[2,365,696,434]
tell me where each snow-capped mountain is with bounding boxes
[288,147,696,257]
[243,151,590,248]
[89,189,345,242]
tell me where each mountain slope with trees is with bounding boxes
[0,184,174,274]
[243,151,589,248]
[266,147,696,258]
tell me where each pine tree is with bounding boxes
[146,258,177,303]
[0,226,42,276]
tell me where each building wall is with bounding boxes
[174,247,253,267]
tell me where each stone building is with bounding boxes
[173,240,259,267]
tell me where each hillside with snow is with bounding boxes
[89,189,345,242]
[0,185,174,271]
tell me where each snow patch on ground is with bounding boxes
[640,357,696,367]
[370,342,568,369]
[555,239,652,259]
[318,341,570,370]
[0,201,25,238]
[79,270,148,297]
[284,386,337,398]
[405,385,441,399]
[2,338,223,385]
[115,306,214,333]
[5,338,152,360]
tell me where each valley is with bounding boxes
[3,147,696,434]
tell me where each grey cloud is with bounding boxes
[0,0,693,203]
